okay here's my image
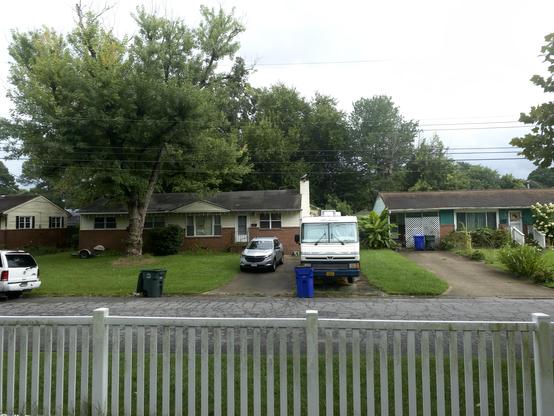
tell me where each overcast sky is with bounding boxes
[1,0,553,181]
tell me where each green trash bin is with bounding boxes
[136,269,167,297]
[424,235,436,250]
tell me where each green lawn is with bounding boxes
[2,351,531,416]
[360,249,448,295]
[33,251,239,296]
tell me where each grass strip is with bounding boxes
[360,249,448,295]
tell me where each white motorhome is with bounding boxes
[295,210,360,282]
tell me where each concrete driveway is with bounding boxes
[208,256,380,297]
[402,251,554,298]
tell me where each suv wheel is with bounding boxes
[271,259,277,272]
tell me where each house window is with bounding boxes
[94,216,116,229]
[456,212,497,231]
[144,216,165,229]
[49,216,65,229]
[260,213,281,229]
[185,215,221,236]
[16,216,35,229]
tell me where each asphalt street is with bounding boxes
[1,296,553,321]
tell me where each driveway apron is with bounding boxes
[402,250,554,298]
[208,256,298,296]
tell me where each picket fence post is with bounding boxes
[532,312,554,416]
[92,308,110,416]
[306,310,319,416]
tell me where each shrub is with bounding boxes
[469,228,493,248]
[358,210,396,249]
[497,245,552,283]
[146,225,184,256]
[490,228,511,248]
[470,228,510,248]
[468,249,485,261]
[439,231,471,251]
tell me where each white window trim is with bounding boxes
[49,216,64,229]
[143,215,166,230]
[94,216,117,229]
[454,210,499,231]
[17,216,34,229]
[259,213,282,230]
[186,214,222,237]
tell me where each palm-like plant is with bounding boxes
[358,209,396,249]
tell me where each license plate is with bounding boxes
[20,282,28,287]
[251,264,257,267]
[325,272,335,277]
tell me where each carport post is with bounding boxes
[306,310,319,416]
[92,308,109,416]
[532,312,554,415]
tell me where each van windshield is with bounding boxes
[6,254,37,268]
[301,223,358,244]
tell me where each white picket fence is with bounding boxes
[1,309,554,416]
[532,227,547,248]
[510,226,526,246]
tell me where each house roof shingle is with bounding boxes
[80,190,301,214]
[0,194,38,213]
[379,189,554,211]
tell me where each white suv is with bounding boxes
[0,250,41,299]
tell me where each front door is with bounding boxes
[508,210,523,233]
[236,215,248,243]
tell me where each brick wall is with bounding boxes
[439,224,455,239]
[0,229,70,249]
[182,228,234,251]
[80,226,301,254]
[249,227,300,254]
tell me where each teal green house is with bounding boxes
[373,189,554,248]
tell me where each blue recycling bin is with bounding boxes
[414,235,425,251]
[295,266,314,298]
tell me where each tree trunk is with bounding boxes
[125,146,165,256]
[126,200,146,256]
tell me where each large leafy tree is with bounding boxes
[0,5,249,255]
[511,32,554,167]
[528,167,554,188]
[239,84,309,190]
[404,135,456,191]
[303,94,350,207]
[348,96,418,205]
[0,162,18,194]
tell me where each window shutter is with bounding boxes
[32,216,35,229]
[16,216,19,230]
[62,217,65,228]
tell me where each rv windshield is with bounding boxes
[301,223,358,244]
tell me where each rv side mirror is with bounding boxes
[294,234,300,244]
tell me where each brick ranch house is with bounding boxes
[0,194,70,249]
[79,179,310,254]
[373,188,554,248]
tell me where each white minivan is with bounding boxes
[0,250,41,299]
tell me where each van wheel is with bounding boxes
[7,291,22,299]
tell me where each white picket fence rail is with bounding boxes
[532,227,547,248]
[1,309,554,416]
[510,226,526,246]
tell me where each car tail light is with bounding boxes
[1,271,8,281]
